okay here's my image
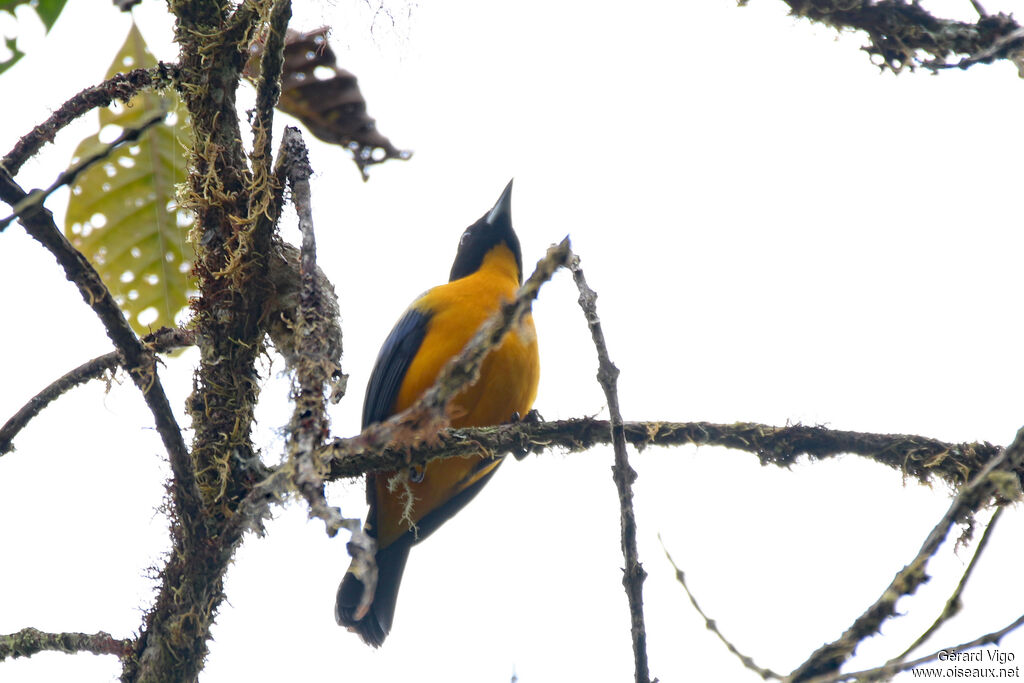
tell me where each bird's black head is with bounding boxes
[448,179,523,284]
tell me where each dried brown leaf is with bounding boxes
[247,26,411,180]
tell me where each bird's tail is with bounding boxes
[335,535,412,647]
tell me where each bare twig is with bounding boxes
[0,327,194,456]
[1,65,174,177]
[0,112,166,231]
[788,428,1024,681]
[0,627,132,661]
[661,536,780,680]
[570,252,650,683]
[895,507,1004,661]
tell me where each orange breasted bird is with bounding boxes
[335,180,540,646]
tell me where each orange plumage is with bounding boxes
[336,181,539,646]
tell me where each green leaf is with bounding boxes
[65,23,195,334]
[0,35,25,75]
[32,0,67,30]
[0,0,68,74]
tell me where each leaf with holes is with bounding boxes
[0,0,68,75]
[65,22,194,334]
[245,26,411,180]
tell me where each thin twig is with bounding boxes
[570,252,650,683]
[0,112,166,231]
[0,327,195,456]
[788,428,1024,681]
[660,536,780,680]
[1,65,174,177]
[805,611,1024,683]
[0,627,132,661]
[895,507,1004,661]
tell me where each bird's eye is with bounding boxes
[409,464,425,483]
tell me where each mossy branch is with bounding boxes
[0,627,132,661]
[280,126,350,537]
[321,418,1007,494]
[754,0,1022,73]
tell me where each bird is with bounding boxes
[335,180,540,647]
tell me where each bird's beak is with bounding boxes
[485,179,514,226]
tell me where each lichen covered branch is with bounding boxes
[322,418,1008,495]
[756,0,1023,72]
[0,627,132,661]
[279,126,349,536]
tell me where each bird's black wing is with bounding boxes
[361,306,431,429]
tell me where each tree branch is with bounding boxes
[570,252,650,683]
[788,426,1024,681]
[0,171,204,549]
[894,507,1004,661]
[321,419,1005,495]
[0,65,175,178]
[123,4,288,678]
[0,327,195,456]
[0,627,132,661]
[760,0,1022,73]
[806,610,1024,683]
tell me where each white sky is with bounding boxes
[2,1,1024,681]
